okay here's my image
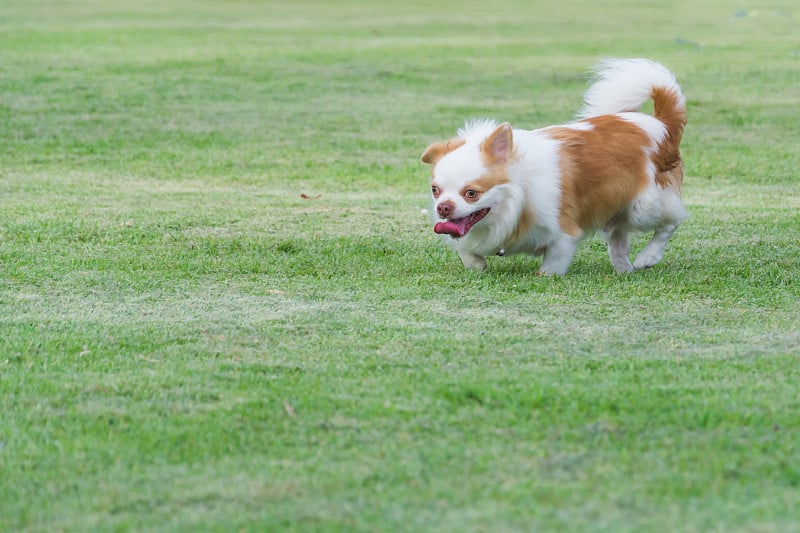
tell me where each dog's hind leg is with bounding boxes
[606,228,634,273]
[630,187,686,270]
[633,223,679,270]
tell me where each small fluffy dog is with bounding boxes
[421,58,687,275]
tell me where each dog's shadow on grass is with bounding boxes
[483,250,612,279]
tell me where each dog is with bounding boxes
[421,58,687,275]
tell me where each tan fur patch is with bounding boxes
[651,87,686,192]
[652,87,686,148]
[548,117,653,236]
[420,138,466,165]
[463,166,511,195]
[509,204,535,243]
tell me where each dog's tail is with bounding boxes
[577,58,686,146]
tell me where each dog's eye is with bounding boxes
[464,189,479,200]
[431,186,440,197]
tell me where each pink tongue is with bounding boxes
[434,217,469,237]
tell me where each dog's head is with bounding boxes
[421,121,515,238]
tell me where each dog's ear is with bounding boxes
[420,142,445,165]
[481,122,513,165]
[421,138,466,165]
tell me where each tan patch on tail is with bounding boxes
[655,159,684,193]
[651,87,686,193]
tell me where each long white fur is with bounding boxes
[578,58,685,118]
[617,112,667,146]
[457,118,501,144]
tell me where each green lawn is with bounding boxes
[2,0,799,531]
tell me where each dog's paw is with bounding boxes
[612,260,634,273]
[633,250,662,270]
[459,252,487,271]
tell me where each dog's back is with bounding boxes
[528,58,688,273]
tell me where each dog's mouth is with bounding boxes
[434,208,491,238]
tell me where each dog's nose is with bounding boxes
[437,201,455,219]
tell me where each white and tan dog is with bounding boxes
[421,58,687,275]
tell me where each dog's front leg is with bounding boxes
[459,251,487,271]
[539,237,578,276]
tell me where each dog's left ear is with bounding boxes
[481,122,513,165]
[421,138,466,165]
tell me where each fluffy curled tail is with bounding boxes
[578,58,686,145]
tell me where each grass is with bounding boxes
[2,0,800,531]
